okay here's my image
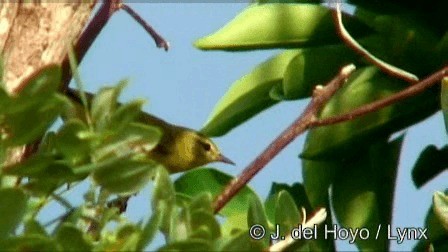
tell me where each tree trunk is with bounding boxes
[0,2,95,167]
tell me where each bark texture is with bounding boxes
[0,2,95,167]
[0,2,95,93]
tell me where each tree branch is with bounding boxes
[314,65,448,126]
[120,4,170,51]
[213,64,356,214]
[61,0,119,91]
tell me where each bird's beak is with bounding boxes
[218,154,235,165]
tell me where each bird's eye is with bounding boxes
[202,142,211,151]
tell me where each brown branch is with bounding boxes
[314,65,448,126]
[120,4,170,51]
[61,0,120,92]
[331,0,418,83]
[213,64,357,214]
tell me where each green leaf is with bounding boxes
[6,158,79,183]
[55,223,92,252]
[415,190,448,251]
[412,145,448,188]
[115,224,141,251]
[0,188,27,239]
[55,119,90,165]
[108,99,146,132]
[275,190,301,239]
[24,220,47,236]
[93,122,162,161]
[0,235,59,251]
[92,155,159,195]
[217,231,265,251]
[190,210,221,240]
[158,239,212,251]
[3,95,65,146]
[247,197,270,247]
[91,81,127,130]
[353,8,442,75]
[188,193,214,213]
[152,166,176,235]
[280,44,358,100]
[137,207,162,251]
[22,179,60,197]
[332,137,403,251]
[16,64,61,98]
[195,4,368,50]
[174,168,258,218]
[302,66,437,160]
[302,160,337,208]
[433,192,448,232]
[200,49,300,136]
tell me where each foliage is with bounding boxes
[0,1,447,251]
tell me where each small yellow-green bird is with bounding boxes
[66,89,234,173]
[138,112,234,173]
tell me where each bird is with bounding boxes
[66,88,234,173]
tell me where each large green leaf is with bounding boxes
[353,8,442,75]
[200,49,300,136]
[332,137,403,251]
[301,66,437,160]
[174,168,258,218]
[195,4,368,50]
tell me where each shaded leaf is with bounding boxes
[0,188,27,239]
[0,235,59,251]
[275,190,301,239]
[247,196,270,246]
[55,119,90,165]
[55,223,92,252]
[412,145,448,188]
[332,137,403,251]
[92,155,159,195]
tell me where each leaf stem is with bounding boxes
[213,64,356,214]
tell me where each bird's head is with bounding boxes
[177,129,234,170]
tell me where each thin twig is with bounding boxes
[330,0,418,83]
[120,4,170,51]
[314,65,448,126]
[213,64,357,214]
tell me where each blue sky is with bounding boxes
[59,3,448,250]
